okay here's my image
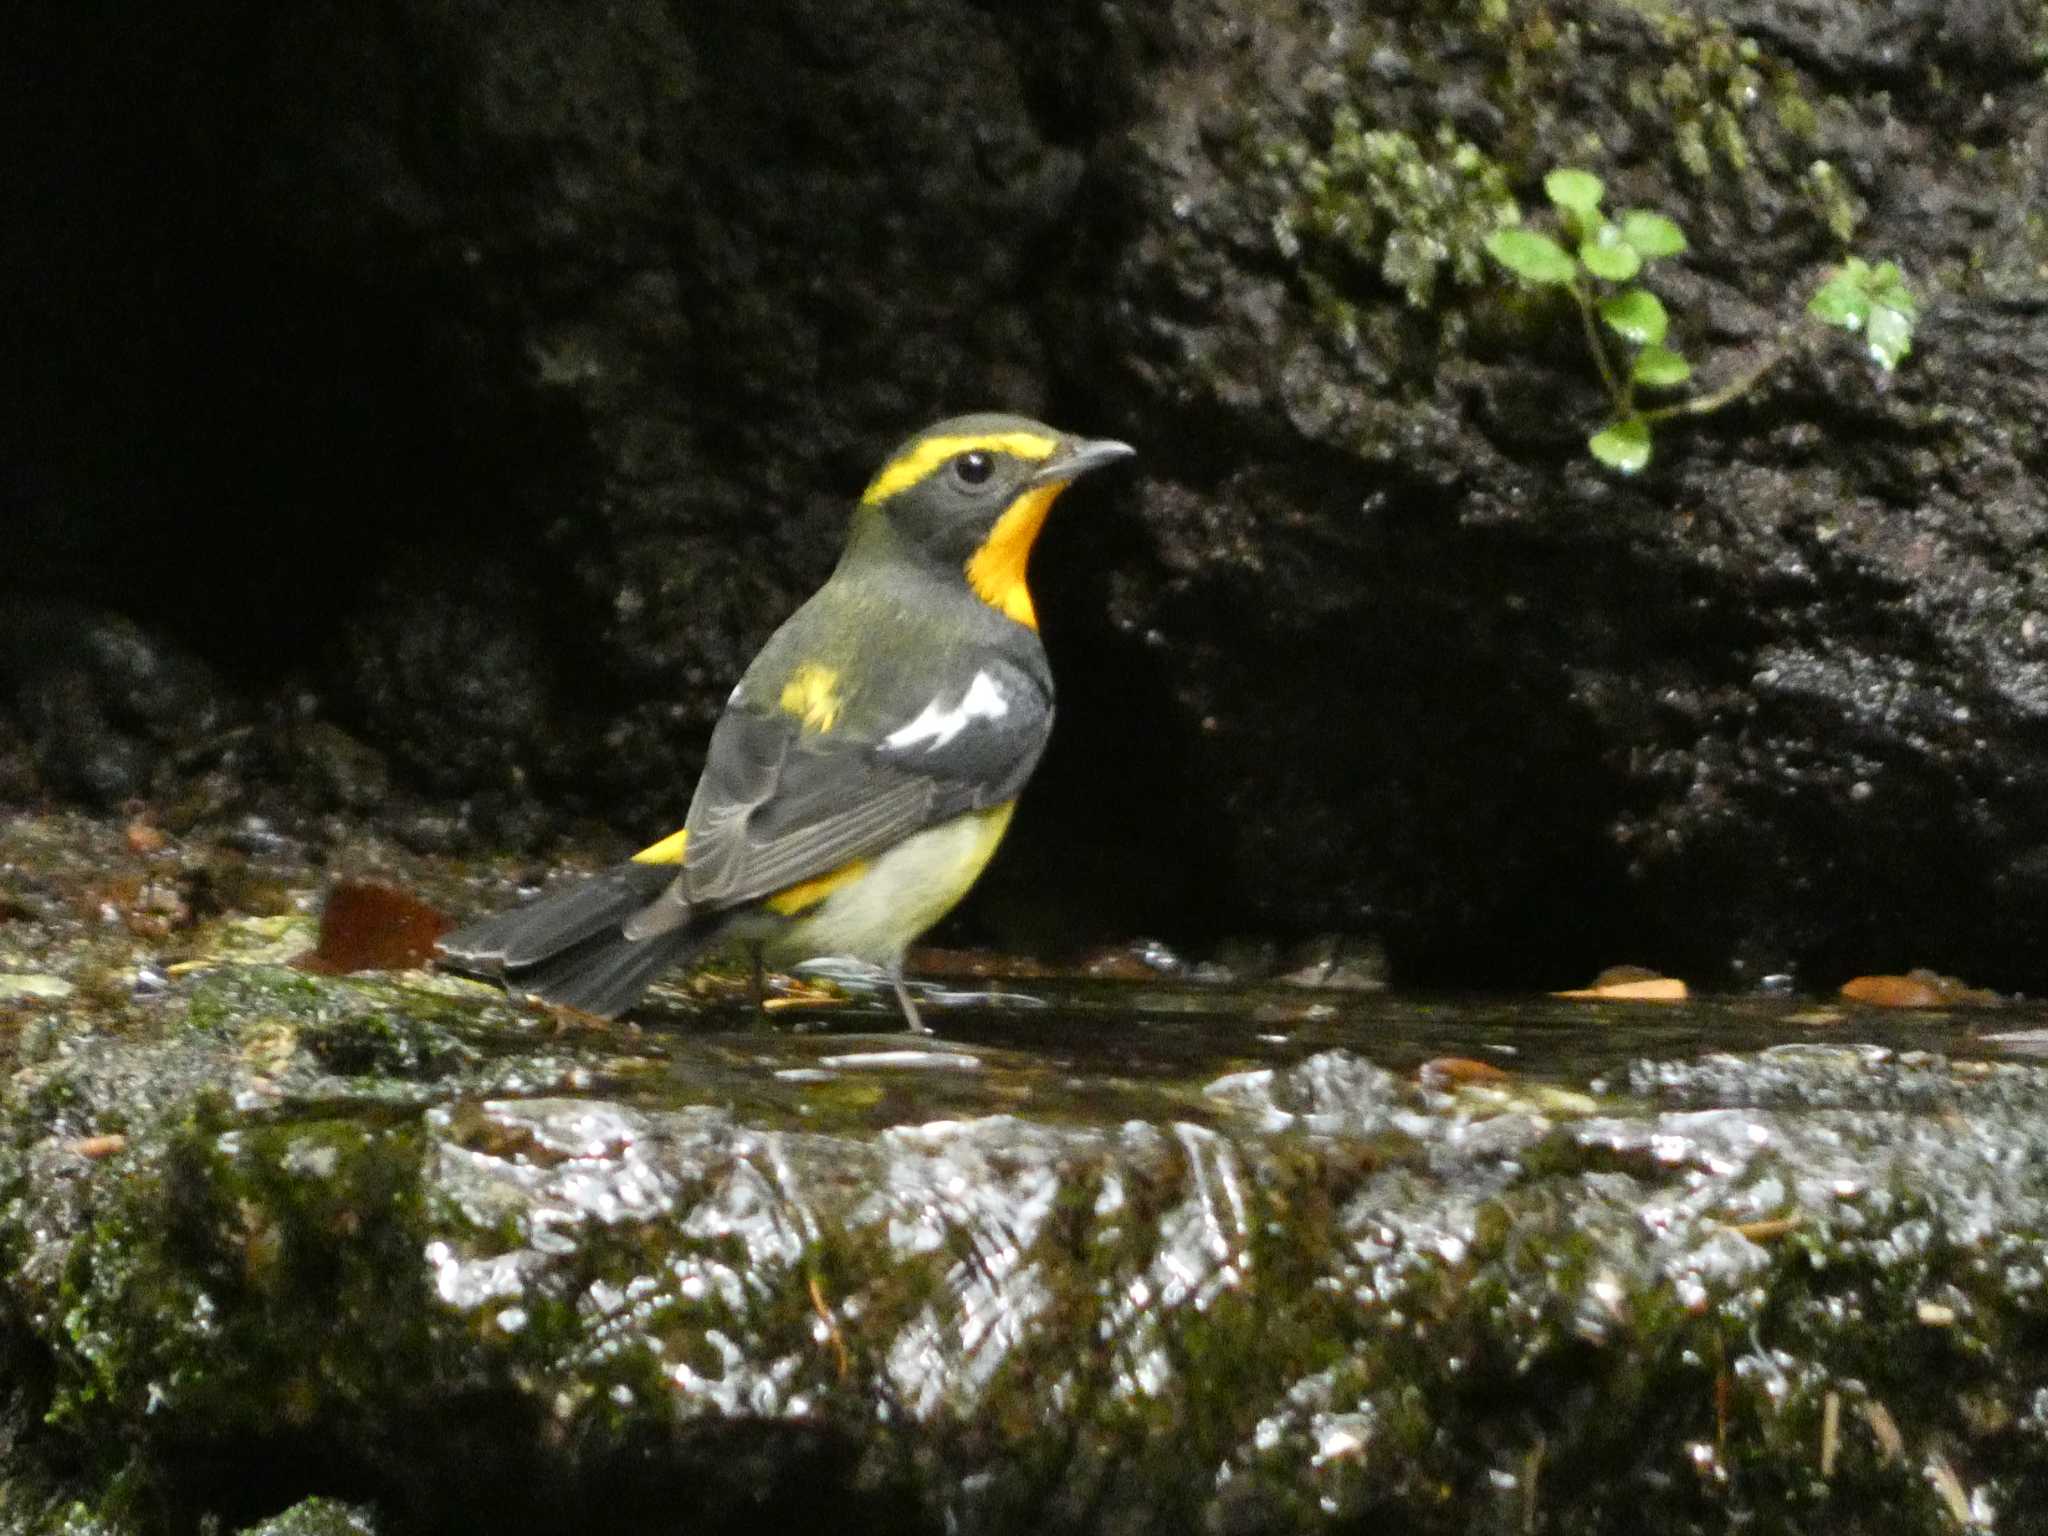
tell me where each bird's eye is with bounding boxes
[954,450,994,487]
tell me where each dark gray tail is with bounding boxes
[439,862,717,1019]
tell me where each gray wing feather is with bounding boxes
[651,650,1051,917]
[874,656,1051,807]
[679,739,938,908]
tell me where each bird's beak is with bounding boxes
[1028,437,1137,487]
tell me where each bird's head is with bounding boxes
[848,412,1135,629]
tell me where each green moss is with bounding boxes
[1489,0,1825,194]
[48,1107,439,1439]
[1802,159,1865,244]
[1774,72,1819,140]
[0,1497,140,1536]
[183,966,330,1038]
[1270,112,1519,309]
[1251,0,1854,415]
[297,1005,478,1081]
[179,965,559,1088]
[236,1498,380,1536]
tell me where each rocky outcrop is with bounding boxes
[1087,1,2048,985]
[3,808,2047,1533]
[7,0,2048,984]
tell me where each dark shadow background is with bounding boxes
[8,0,2048,992]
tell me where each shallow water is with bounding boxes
[587,970,2048,1133]
[643,975,2034,1068]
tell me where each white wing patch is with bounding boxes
[884,670,1008,752]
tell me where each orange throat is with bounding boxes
[964,481,1062,629]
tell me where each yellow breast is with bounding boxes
[762,802,1017,967]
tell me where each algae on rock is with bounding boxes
[5,861,2048,1535]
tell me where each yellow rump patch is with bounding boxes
[631,828,689,865]
[765,857,872,915]
[965,482,1062,629]
[860,431,1057,506]
[779,662,843,733]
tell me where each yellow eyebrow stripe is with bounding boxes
[860,431,1058,506]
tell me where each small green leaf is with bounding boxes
[1579,224,1642,282]
[1865,300,1913,370]
[1589,416,1653,473]
[1544,168,1605,215]
[1874,278,1918,323]
[1485,228,1579,285]
[1632,344,1692,388]
[1599,287,1669,346]
[1808,277,1867,329]
[1809,256,1916,366]
[1618,209,1687,259]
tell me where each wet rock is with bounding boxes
[338,560,559,796]
[274,0,1085,791]
[1083,0,2048,991]
[278,720,393,815]
[239,1501,380,1536]
[0,974,73,1003]
[12,963,2048,1532]
[1276,935,1389,992]
[8,811,2048,1530]
[0,601,236,806]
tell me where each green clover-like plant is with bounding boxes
[1487,166,1918,473]
[1808,257,1918,371]
[1587,417,1651,474]
[1485,167,1697,470]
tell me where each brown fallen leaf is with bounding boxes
[124,816,169,854]
[1721,1214,1802,1242]
[1554,966,1689,1002]
[762,991,851,1012]
[808,1270,850,1381]
[1861,1399,1905,1462]
[904,946,1052,980]
[1419,1056,1512,1089]
[1840,974,1945,1007]
[1077,949,1161,981]
[1076,940,1187,980]
[297,881,451,975]
[1840,968,1997,1008]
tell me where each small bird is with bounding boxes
[439,413,1135,1028]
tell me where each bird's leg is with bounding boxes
[749,944,768,1019]
[890,965,930,1035]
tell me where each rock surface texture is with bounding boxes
[7,0,2048,985]
[4,817,2048,1533]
